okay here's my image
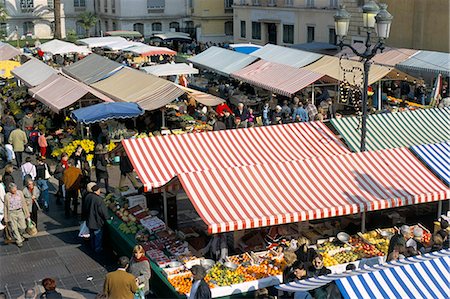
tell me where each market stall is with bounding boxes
[250,44,323,68]
[142,63,199,77]
[0,42,21,60]
[0,60,21,79]
[39,39,91,56]
[228,43,262,54]
[77,36,128,49]
[11,58,58,87]
[71,102,144,124]
[410,141,450,185]
[330,108,450,152]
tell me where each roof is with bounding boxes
[228,43,263,54]
[231,60,331,97]
[178,147,450,233]
[187,46,258,77]
[0,60,21,79]
[278,249,450,295]
[303,55,394,85]
[71,102,144,124]
[330,108,450,152]
[103,40,140,51]
[62,54,124,85]
[250,44,323,68]
[410,141,450,185]
[122,121,350,191]
[91,67,184,110]
[11,59,58,87]
[396,50,450,76]
[124,44,176,57]
[105,30,142,38]
[338,45,418,67]
[77,36,127,48]
[39,39,91,55]
[142,63,198,76]
[28,74,112,113]
[151,32,192,41]
[336,250,450,298]
[0,42,21,60]
[177,85,224,106]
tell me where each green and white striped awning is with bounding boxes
[331,108,450,152]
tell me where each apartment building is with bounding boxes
[191,0,234,43]
[233,0,339,46]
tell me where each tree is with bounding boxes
[54,0,62,39]
[0,3,7,40]
[78,12,97,37]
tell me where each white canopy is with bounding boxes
[103,41,140,51]
[142,63,198,76]
[40,39,91,55]
[77,36,127,48]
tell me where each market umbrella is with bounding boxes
[71,102,144,124]
[228,43,262,54]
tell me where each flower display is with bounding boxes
[51,139,95,158]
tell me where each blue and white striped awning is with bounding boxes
[278,249,450,298]
[410,142,450,185]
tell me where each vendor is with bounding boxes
[200,233,231,263]
[387,225,410,257]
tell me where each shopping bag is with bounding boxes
[78,221,90,238]
[26,219,38,236]
[25,145,34,154]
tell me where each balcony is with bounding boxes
[148,7,165,13]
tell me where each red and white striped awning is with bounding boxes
[178,147,450,234]
[122,122,350,192]
[231,60,331,97]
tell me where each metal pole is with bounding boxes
[163,190,168,226]
[360,60,371,152]
[378,80,382,111]
[437,200,442,219]
[311,84,315,105]
[361,210,366,233]
[161,109,166,128]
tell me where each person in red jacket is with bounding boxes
[215,102,233,117]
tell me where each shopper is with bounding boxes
[282,250,298,283]
[35,156,51,211]
[71,145,91,189]
[53,153,69,205]
[119,153,140,191]
[387,225,410,257]
[86,185,109,253]
[8,124,27,167]
[21,156,37,183]
[24,288,37,299]
[38,130,48,158]
[62,159,82,217]
[40,278,62,299]
[129,245,151,297]
[94,144,110,193]
[4,182,30,247]
[103,256,138,299]
[3,164,15,192]
[23,179,40,225]
[0,175,5,231]
[295,237,316,264]
[189,265,211,299]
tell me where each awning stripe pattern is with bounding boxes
[231,60,328,97]
[178,147,450,233]
[330,108,450,152]
[396,50,450,76]
[122,122,350,192]
[336,250,450,299]
[250,44,323,68]
[410,142,450,185]
[278,249,450,294]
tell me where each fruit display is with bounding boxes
[168,272,193,295]
[361,231,390,255]
[349,237,384,257]
[322,253,338,267]
[410,225,432,245]
[333,251,359,264]
[207,263,245,286]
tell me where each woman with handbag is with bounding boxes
[93,144,110,193]
[23,179,40,225]
[35,156,51,211]
[4,182,31,247]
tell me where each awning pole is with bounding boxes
[437,200,442,219]
[361,210,366,233]
[378,80,382,110]
[162,109,166,128]
[163,190,168,227]
[311,84,315,106]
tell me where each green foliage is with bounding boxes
[78,12,97,37]
[66,29,78,43]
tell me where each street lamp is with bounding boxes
[334,1,393,152]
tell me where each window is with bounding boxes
[306,0,314,7]
[152,22,162,31]
[20,0,34,11]
[240,20,246,38]
[22,21,34,35]
[104,0,108,12]
[111,0,115,13]
[283,24,294,44]
[252,0,259,5]
[74,0,86,7]
[112,22,117,31]
[47,0,54,8]
[133,23,144,35]
[148,0,165,12]
[307,26,314,42]
[268,0,276,6]
[169,21,180,32]
[329,0,338,8]
[76,20,84,36]
[285,0,293,6]
[224,0,233,12]
[251,22,261,39]
[225,21,233,36]
[329,28,336,45]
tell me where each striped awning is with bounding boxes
[410,142,450,185]
[330,108,450,152]
[231,60,332,97]
[396,50,450,76]
[278,249,450,297]
[122,122,350,192]
[336,250,450,299]
[178,147,450,233]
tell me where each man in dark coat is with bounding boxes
[189,265,211,299]
[86,185,110,253]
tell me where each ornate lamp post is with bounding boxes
[334,1,393,152]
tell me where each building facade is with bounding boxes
[233,0,338,46]
[191,0,234,43]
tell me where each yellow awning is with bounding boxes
[303,56,391,86]
[0,60,21,79]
